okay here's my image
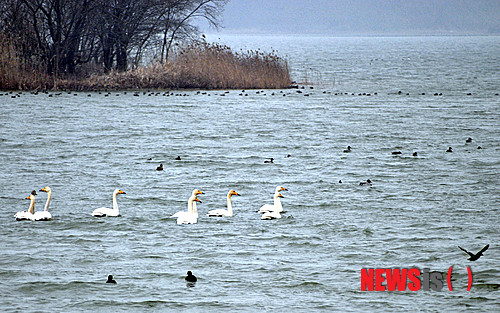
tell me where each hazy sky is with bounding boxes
[212,0,500,35]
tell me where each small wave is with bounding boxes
[472,283,500,290]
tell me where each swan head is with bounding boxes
[277,193,284,198]
[113,189,126,195]
[26,190,37,200]
[276,186,287,192]
[192,189,204,196]
[193,197,202,203]
[39,186,51,193]
[228,190,240,197]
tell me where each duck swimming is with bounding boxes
[156,163,163,171]
[343,146,351,153]
[446,147,453,152]
[264,158,274,164]
[106,275,117,284]
[185,271,197,282]
[359,179,372,186]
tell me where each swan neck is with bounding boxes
[188,197,194,214]
[29,197,35,214]
[227,195,233,214]
[112,192,119,212]
[273,194,282,212]
[44,190,52,211]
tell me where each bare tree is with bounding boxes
[159,0,226,63]
[0,0,227,75]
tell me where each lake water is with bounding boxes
[0,35,499,312]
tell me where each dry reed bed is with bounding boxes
[0,40,292,91]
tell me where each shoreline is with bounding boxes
[1,42,293,92]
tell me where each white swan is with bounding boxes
[15,190,37,221]
[261,193,284,220]
[33,186,52,221]
[171,189,203,218]
[191,189,203,218]
[258,186,287,213]
[91,189,126,217]
[207,189,240,217]
[176,195,202,224]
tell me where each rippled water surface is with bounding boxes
[1,36,499,312]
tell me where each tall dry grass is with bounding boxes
[0,34,52,90]
[0,40,292,91]
[169,42,292,89]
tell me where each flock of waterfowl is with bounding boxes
[14,186,288,224]
[3,88,500,99]
[16,135,482,222]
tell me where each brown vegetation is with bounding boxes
[0,40,292,91]
[0,35,50,90]
[0,0,291,91]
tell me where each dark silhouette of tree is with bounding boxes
[0,0,226,75]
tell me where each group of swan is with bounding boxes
[14,186,53,221]
[170,189,241,224]
[171,189,204,224]
[15,186,288,222]
[258,186,287,220]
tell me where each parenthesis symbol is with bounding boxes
[447,266,453,291]
[467,267,473,291]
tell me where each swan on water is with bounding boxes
[91,189,126,217]
[33,186,52,221]
[259,186,287,213]
[207,190,240,217]
[261,193,284,220]
[176,195,202,224]
[171,189,204,218]
[191,189,203,218]
[15,190,37,221]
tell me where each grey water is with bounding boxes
[0,35,499,312]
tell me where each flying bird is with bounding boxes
[458,244,489,261]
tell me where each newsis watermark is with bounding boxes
[360,267,473,291]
